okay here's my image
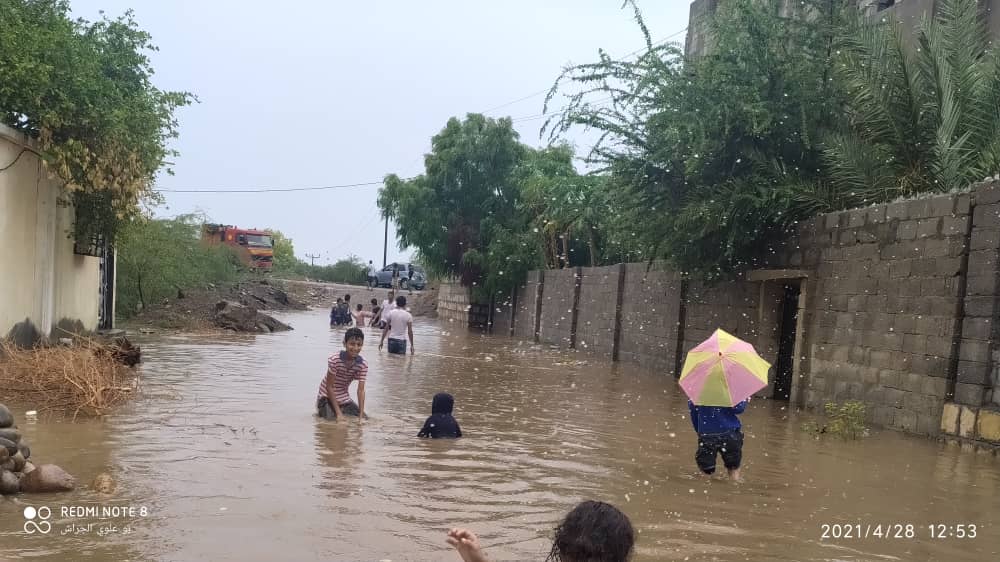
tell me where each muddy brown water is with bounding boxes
[1,309,998,561]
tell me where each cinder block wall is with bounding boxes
[512,271,542,340]
[538,268,577,346]
[618,265,683,373]
[575,265,621,355]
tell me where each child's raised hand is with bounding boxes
[446,528,487,562]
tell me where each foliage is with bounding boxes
[802,400,868,440]
[115,215,242,318]
[296,257,368,285]
[825,0,1000,202]
[0,0,193,243]
[269,230,298,273]
[544,0,848,276]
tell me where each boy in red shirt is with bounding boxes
[316,327,368,422]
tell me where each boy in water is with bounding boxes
[369,298,382,327]
[447,500,634,562]
[689,398,748,482]
[380,295,414,355]
[316,327,368,422]
[352,303,373,327]
[418,392,461,438]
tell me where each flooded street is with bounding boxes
[2,308,998,561]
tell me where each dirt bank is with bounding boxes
[122,279,438,333]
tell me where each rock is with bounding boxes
[92,472,116,494]
[22,461,36,475]
[0,437,17,455]
[11,451,25,472]
[0,428,22,444]
[213,300,291,333]
[0,447,8,463]
[18,442,30,460]
[0,459,13,471]
[271,289,290,305]
[0,470,19,495]
[0,404,12,428]
[19,464,75,493]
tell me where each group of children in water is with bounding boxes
[316,293,750,561]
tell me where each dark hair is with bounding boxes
[371,298,378,306]
[344,327,364,343]
[546,501,634,562]
[356,303,363,311]
[336,297,343,303]
[396,295,406,307]
[344,294,351,302]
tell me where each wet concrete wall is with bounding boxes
[0,124,100,343]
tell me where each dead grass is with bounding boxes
[0,338,139,419]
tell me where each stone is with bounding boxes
[0,403,12,428]
[213,301,291,333]
[0,470,19,495]
[959,406,977,438]
[0,437,17,455]
[0,428,21,444]
[0,458,13,471]
[976,410,1000,442]
[17,443,29,461]
[22,461,36,475]
[19,464,76,493]
[11,451,25,472]
[941,403,961,434]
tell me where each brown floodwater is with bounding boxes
[1,309,998,561]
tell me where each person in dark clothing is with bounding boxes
[689,398,748,482]
[418,392,462,438]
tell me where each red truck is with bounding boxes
[201,224,274,270]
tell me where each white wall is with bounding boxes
[0,124,101,341]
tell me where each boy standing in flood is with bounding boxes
[689,398,747,482]
[317,327,368,422]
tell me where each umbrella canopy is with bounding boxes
[679,329,771,407]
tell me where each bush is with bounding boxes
[115,215,243,318]
[803,400,868,440]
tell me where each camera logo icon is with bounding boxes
[23,506,52,534]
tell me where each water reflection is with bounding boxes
[0,308,997,561]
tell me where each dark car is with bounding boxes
[376,262,426,290]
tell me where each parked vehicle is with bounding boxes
[376,262,426,290]
[201,224,273,270]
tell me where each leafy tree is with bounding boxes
[545,0,847,276]
[269,230,299,274]
[380,114,526,288]
[0,0,193,243]
[116,215,241,317]
[826,0,1000,201]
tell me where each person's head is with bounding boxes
[396,295,407,308]
[371,298,378,306]
[344,294,351,303]
[369,260,373,264]
[336,297,343,304]
[431,392,454,415]
[343,327,364,357]
[546,501,634,562]
[388,290,395,299]
[356,303,363,311]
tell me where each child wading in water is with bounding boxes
[447,500,634,562]
[418,393,461,438]
[316,327,368,422]
[688,398,748,482]
[352,303,373,327]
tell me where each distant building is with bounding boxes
[0,123,113,345]
[685,0,1000,59]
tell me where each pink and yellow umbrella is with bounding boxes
[679,329,771,407]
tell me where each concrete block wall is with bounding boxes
[436,281,473,327]
[538,268,578,346]
[575,265,622,355]
[512,271,542,340]
[618,265,683,373]
[795,192,971,435]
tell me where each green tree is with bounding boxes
[380,114,526,288]
[825,0,1000,202]
[0,0,193,243]
[269,230,299,274]
[545,0,847,276]
[116,215,241,317]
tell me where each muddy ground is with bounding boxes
[122,278,438,333]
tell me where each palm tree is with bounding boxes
[826,0,1000,203]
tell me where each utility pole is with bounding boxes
[305,253,320,266]
[383,215,389,268]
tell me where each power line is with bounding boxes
[154,180,386,194]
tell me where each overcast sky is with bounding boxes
[70,0,691,266]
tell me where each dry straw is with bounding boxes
[0,337,139,419]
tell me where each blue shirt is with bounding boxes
[688,400,747,435]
